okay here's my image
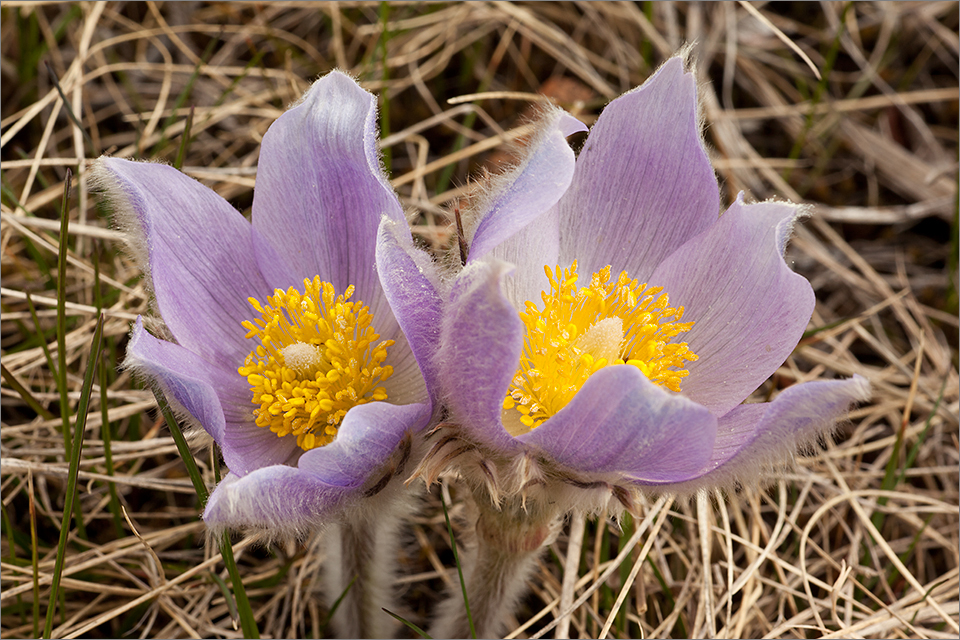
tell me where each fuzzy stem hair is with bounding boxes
[430,490,562,638]
[322,483,412,638]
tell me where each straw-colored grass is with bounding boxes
[2,2,957,638]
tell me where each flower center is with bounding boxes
[238,277,393,451]
[503,261,697,432]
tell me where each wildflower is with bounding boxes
[96,71,441,638]
[424,57,870,637]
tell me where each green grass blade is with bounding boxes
[14,8,42,90]
[321,574,356,633]
[433,32,492,196]
[44,61,96,156]
[1,499,26,629]
[173,105,195,171]
[378,1,392,173]
[1,364,54,420]
[211,48,267,111]
[207,571,240,628]
[440,488,475,639]
[152,388,209,503]
[93,248,124,536]
[42,314,103,638]
[382,607,431,639]
[801,317,848,339]
[647,554,684,637]
[213,443,223,483]
[888,514,933,588]
[897,375,948,486]
[782,2,849,191]
[872,372,947,533]
[948,181,959,312]
[219,531,259,639]
[4,186,58,284]
[55,170,73,460]
[640,1,654,67]
[152,388,259,638]
[150,36,218,158]
[30,476,40,639]
[54,170,87,542]
[872,423,906,531]
[617,512,635,635]
[26,292,58,388]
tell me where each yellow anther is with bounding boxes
[505,261,697,431]
[239,277,392,451]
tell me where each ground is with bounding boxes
[1,2,958,638]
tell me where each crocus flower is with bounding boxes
[95,71,441,638]
[423,56,870,638]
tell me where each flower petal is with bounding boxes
[376,217,442,404]
[96,158,271,367]
[203,468,346,536]
[440,260,524,452]
[557,57,720,283]
[124,318,297,476]
[651,196,815,415]
[203,401,430,535]
[467,109,584,263]
[519,366,717,482]
[640,376,871,492]
[298,401,430,486]
[251,71,404,320]
[489,206,560,309]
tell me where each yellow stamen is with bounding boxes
[238,277,394,451]
[506,261,697,431]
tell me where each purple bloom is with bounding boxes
[430,56,870,509]
[96,71,441,537]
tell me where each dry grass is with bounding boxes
[1,1,958,638]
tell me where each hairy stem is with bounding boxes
[322,486,410,638]
[431,494,562,638]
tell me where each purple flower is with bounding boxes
[96,71,441,537]
[430,56,870,510]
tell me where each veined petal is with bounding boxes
[203,468,347,536]
[203,402,429,535]
[520,366,716,482]
[637,376,871,491]
[96,158,272,367]
[489,206,560,310]
[376,217,442,404]
[651,196,815,415]
[125,318,297,476]
[468,109,585,263]
[440,260,524,452]
[298,401,430,486]
[557,57,720,282]
[252,70,404,324]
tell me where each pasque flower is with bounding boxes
[95,71,441,637]
[424,56,870,637]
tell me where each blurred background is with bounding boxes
[1,2,958,638]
